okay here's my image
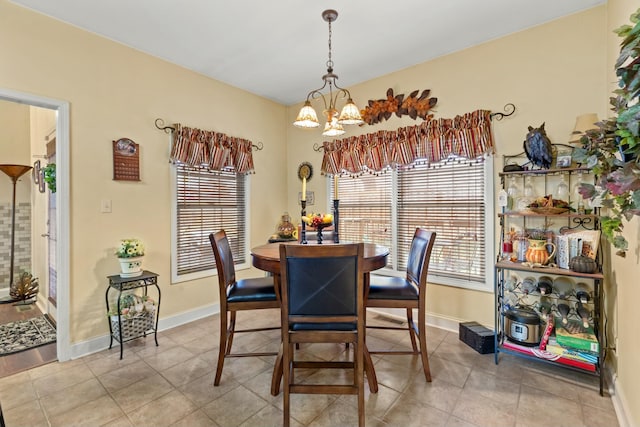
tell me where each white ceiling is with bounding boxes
[11,0,605,106]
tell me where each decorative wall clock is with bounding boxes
[297,161,313,181]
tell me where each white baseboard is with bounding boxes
[69,303,221,360]
[367,308,460,333]
[610,371,633,427]
[0,288,8,299]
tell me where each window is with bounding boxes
[335,158,493,291]
[172,164,247,282]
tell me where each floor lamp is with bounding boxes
[0,164,33,303]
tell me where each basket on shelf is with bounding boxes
[529,207,569,215]
[110,310,155,341]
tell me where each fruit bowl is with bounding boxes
[301,213,333,228]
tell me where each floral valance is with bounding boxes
[321,109,495,176]
[170,123,256,174]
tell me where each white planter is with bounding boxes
[118,256,144,278]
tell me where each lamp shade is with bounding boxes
[337,99,364,125]
[569,113,599,143]
[322,116,345,137]
[294,101,320,128]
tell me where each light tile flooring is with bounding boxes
[0,309,618,427]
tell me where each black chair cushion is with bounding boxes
[291,322,356,331]
[368,276,419,300]
[227,276,277,303]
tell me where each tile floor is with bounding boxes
[0,309,618,427]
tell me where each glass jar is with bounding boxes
[277,212,295,238]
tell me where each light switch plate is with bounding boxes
[101,199,112,213]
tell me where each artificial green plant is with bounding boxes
[572,8,640,257]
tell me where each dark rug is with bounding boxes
[0,316,56,356]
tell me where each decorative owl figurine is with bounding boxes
[523,122,553,169]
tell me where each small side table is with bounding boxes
[106,270,161,359]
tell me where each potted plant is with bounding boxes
[115,238,145,277]
[572,7,640,257]
[42,163,56,193]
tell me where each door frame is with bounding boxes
[0,87,70,361]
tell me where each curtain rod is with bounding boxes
[154,118,263,151]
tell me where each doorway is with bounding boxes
[0,88,70,363]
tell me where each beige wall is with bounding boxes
[2,1,638,423]
[0,1,287,342]
[606,1,639,425]
[287,6,607,327]
[0,100,31,203]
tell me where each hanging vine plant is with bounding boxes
[572,8,640,257]
[42,163,56,193]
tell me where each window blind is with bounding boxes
[397,161,486,283]
[175,165,246,276]
[334,158,488,286]
[335,173,393,269]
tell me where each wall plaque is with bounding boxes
[112,138,140,181]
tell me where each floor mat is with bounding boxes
[0,316,56,356]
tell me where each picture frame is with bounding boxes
[556,150,573,168]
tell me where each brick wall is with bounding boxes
[0,202,32,287]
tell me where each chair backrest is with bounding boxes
[209,230,236,296]
[406,228,437,289]
[279,243,364,324]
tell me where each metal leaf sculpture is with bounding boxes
[9,272,39,302]
[360,88,438,125]
[523,123,554,169]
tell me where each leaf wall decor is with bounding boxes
[360,88,438,125]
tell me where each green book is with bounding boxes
[554,318,599,354]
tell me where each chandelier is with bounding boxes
[293,9,364,137]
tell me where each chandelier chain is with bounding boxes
[327,19,333,70]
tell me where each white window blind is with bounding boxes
[334,158,489,288]
[336,173,393,270]
[397,161,486,283]
[175,165,246,277]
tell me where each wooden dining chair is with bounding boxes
[279,243,365,427]
[209,230,280,386]
[366,228,436,382]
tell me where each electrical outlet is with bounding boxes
[101,199,112,213]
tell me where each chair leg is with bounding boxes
[283,342,292,427]
[271,345,284,396]
[418,307,432,382]
[356,343,365,427]
[214,310,229,386]
[406,308,419,353]
[225,311,237,355]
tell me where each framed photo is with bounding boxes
[556,150,573,168]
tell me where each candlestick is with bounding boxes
[301,177,306,201]
[300,200,308,244]
[333,199,340,243]
[334,176,339,199]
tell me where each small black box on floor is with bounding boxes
[459,321,495,354]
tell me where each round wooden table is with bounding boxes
[251,241,390,396]
[251,241,389,275]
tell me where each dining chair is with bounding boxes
[209,230,280,386]
[366,228,436,382]
[279,243,365,427]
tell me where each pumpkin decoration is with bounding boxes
[569,255,598,274]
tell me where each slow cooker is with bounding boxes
[505,307,541,346]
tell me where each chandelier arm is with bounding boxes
[307,88,330,112]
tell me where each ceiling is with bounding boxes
[11,0,605,106]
